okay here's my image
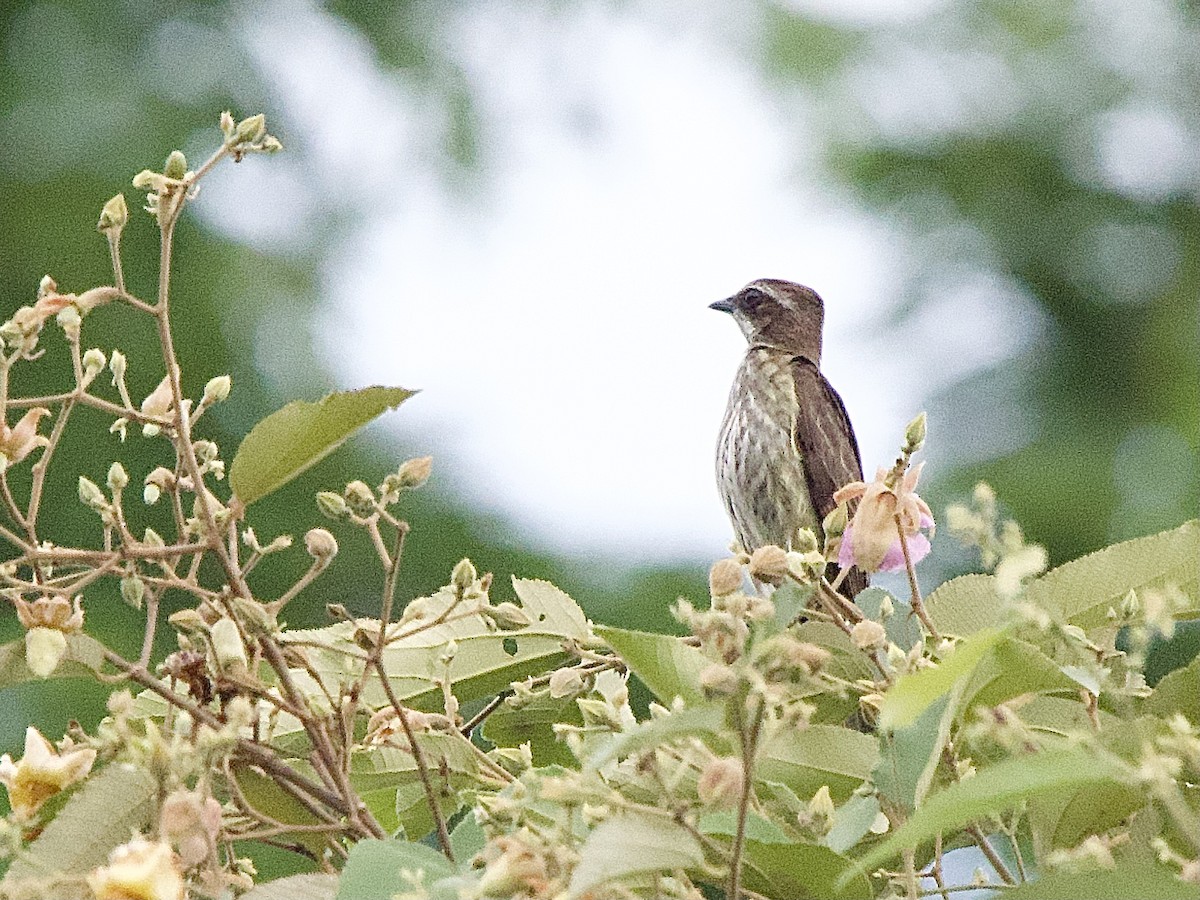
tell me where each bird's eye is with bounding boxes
[741,287,766,306]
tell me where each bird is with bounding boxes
[712,278,868,599]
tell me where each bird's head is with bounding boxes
[710,278,825,361]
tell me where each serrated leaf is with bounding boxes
[1024,519,1200,630]
[567,813,704,897]
[230,386,413,506]
[958,637,1079,717]
[756,724,879,803]
[844,748,1130,881]
[856,587,922,651]
[336,839,456,900]
[242,874,338,900]
[874,693,956,812]
[285,578,591,710]
[596,626,708,706]
[0,634,106,687]
[878,627,1004,730]
[3,764,155,883]
[924,573,1006,636]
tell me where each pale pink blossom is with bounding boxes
[834,463,935,573]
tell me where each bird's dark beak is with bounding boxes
[709,298,735,314]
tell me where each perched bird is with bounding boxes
[712,278,868,598]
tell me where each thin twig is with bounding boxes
[895,515,939,641]
[728,696,764,900]
[965,824,1017,885]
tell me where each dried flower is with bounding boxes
[697,756,744,808]
[708,558,743,597]
[0,727,96,819]
[851,619,887,651]
[0,407,51,471]
[834,463,935,573]
[304,527,339,561]
[748,545,789,584]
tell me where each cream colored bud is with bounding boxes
[697,757,744,808]
[24,627,68,678]
[143,484,160,505]
[748,545,789,585]
[163,150,187,180]
[851,619,887,651]
[78,476,107,510]
[203,375,231,405]
[210,618,247,673]
[792,641,832,675]
[82,348,106,377]
[109,350,126,384]
[143,528,165,548]
[343,480,375,517]
[396,455,433,489]
[259,134,282,153]
[699,662,740,696]
[879,595,895,619]
[304,528,338,561]
[451,558,477,592]
[708,558,743,597]
[219,110,235,137]
[97,194,128,232]
[489,601,532,630]
[106,462,128,493]
[808,785,836,823]
[548,667,585,698]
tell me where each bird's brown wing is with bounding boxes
[790,356,869,599]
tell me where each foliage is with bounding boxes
[0,116,1197,900]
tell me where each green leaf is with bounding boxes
[349,735,480,838]
[998,863,1199,900]
[336,838,456,900]
[1147,650,1200,721]
[288,578,591,710]
[0,634,106,687]
[596,626,708,706]
[483,691,582,768]
[924,574,1006,636]
[878,627,1004,729]
[739,839,873,900]
[241,874,339,900]
[757,724,879,803]
[1024,519,1200,630]
[585,703,726,770]
[449,813,486,863]
[699,810,790,844]
[567,813,704,897]
[1027,779,1144,853]
[229,386,413,506]
[231,763,334,859]
[3,763,155,883]
[825,794,882,854]
[845,748,1130,880]
[958,637,1079,716]
[874,693,956,812]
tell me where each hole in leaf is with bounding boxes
[502,637,518,656]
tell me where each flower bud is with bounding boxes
[548,667,586,698]
[697,757,744,808]
[25,627,68,678]
[395,455,433,489]
[97,193,129,233]
[304,528,338,561]
[822,504,848,540]
[168,609,208,636]
[451,558,477,593]
[488,601,532,630]
[793,528,819,555]
[235,114,266,144]
[316,491,349,520]
[143,483,160,505]
[106,461,128,493]
[808,785,836,833]
[109,350,126,384]
[879,595,895,619]
[210,618,248,673]
[78,476,107,510]
[699,662,740,696]
[120,575,145,609]
[259,135,283,153]
[1121,589,1141,619]
[231,597,276,637]
[143,528,165,548]
[904,411,927,452]
[82,348,106,380]
[163,150,188,180]
[851,619,887,651]
[708,558,743,597]
[748,545,789,585]
[203,375,231,405]
[219,110,236,137]
[343,480,375,517]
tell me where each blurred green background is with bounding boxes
[1,0,1197,765]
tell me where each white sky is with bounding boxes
[203,0,1046,563]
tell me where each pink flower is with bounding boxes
[834,463,935,573]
